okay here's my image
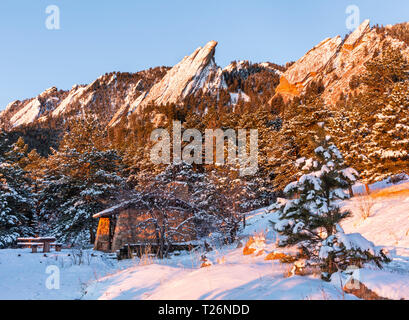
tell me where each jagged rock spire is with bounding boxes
[109,41,226,126]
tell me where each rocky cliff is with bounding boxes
[109,41,227,126]
[275,20,409,105]
[2,22,408,131]
[0,68,169,130]
[0,41,230,130]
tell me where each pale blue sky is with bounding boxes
[1,0,408,110]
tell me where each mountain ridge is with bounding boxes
[275,19,409,105]
[1,20,408,131]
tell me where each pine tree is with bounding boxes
[5,137,29,166]
[38,117,126,245]
[0,137,36,247]
[329,45,409,183]
[236,109,279,208]
[0,131,10,156]
[361,46,408,96]
[270,93,331,191]
[271,135,389,279]
[364,81,409,181]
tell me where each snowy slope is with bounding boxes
[84,182,409,300]
[343,182,409,247]
[85,258,352,300]
[0,209,355,300]
[84,209,355,300]
[1,182,408,300]
[336,182,409,299]
[0,249,124,300]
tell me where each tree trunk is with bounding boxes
[365,184,370,195]
[89,228,96,244]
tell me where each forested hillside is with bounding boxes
[0,21,408,248]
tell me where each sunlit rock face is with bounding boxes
[0,68,169,130]
[1,41,226,129]
[110,41,227,126]
[275,36,342,101]
[274,19,409,106]
[0,87,67,129]
[342,19,371,51]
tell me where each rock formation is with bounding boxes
[109,41,226,126]
[274,19,409,105]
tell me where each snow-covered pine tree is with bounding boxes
[331,45,409,183]
[319,224,390,280]
[272,135,389,279]
[38,116,126,246]
[270,90,331,191]
[233,109,279,209]
[364,81,409,181]
[0,137,36,247]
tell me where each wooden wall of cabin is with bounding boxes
[111,208,197,252]
[94,217,111,252]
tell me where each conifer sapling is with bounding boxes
[271,135,389,280]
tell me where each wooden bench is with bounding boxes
[17,237,58,253]
[17,242,43,253]
[50,243,63,252]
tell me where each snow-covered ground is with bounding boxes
[0,248,134,300]
[343,182,409,248]
[82,208,356,300]
[1,181,409,300]
[337,181,409,299]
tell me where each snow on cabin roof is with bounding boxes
[93,194,195,219]
[93,200,133,218]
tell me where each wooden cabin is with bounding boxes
[93,193,197,253]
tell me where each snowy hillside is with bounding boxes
[2,182,408,300]
[83,186,409,301]
[81,208,352,300]
[343,182,409,247]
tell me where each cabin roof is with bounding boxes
[93,193,195,219]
